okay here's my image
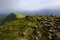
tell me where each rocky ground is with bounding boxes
[0,15,60,40]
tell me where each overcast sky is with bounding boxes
[0,0,60,11]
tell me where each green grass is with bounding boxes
[0,15,60,40]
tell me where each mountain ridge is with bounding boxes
[0,12,25,25]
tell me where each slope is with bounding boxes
[0,12,25,24]
[0,15,60,40]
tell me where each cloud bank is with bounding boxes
[0,0,60,11]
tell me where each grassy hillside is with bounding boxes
[0,14,60,40]
[0,13,25,24]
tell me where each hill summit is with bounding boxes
[0,12,25,24]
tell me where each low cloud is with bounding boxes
[0,0,60,11]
